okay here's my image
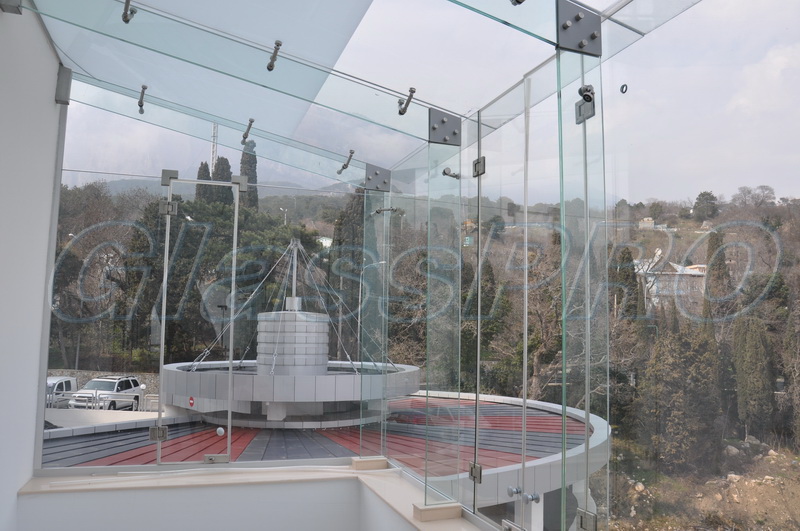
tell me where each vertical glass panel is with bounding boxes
[473,87,529,528]
[359,189,391,457]
[601,3,800,528]
[44,173,163,468]
[382,151,432,476]
[155,179,236,464]
[423,141,463,505]
[557,50,610,530]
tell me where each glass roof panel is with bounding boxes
[336,0,555,117]
[444,0,557,44]
[608,0,703,34]
[29,0,430,138]
[69,78,423,189]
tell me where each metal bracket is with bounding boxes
[159,199,178,217]
[149,426,168,442]
[398,87,416,115]
[501,519,525,531]
[204,454,230,464]
[472,156,486,178]
[160,169,178,186]
[429,108,461,146]
[364,163,391,192]
[557,0,601,57]
[231,174,248,193]
[576,508,598,531]
[468,462,482,484]
[575,99,595,124]
[0,0,22,14]
[55,65,72,105]
[267,40,282,71]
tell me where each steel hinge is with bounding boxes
[575,98,596,125]
[204,454,230,464]
[149,426,168,442]
[159,199,178,217]
[469,462,482,483]
[576,508,597,531]
[472,156,485,178]
[501,520,525,531]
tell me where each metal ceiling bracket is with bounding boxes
[398,87,416,115]
[241,118,254,145]
[0,0,21,14]
[161,169,178,186]
[429,108,461,146]
[55,65,72,105]
[364,163,392,192]
[138,84,147,114]
[557,0,601,57]
[267,40,282,71]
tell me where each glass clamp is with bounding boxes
[469,462,483,483]
[158,199,178,217]
[149,426,168,442]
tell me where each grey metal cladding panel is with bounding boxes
[557,0,602,57]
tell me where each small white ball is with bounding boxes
[216,427,225,436]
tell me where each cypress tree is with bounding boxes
[732,317,774,438]
[240,140,259,210]
[195,161,212,203]
[704,230,731,321]
[211,156,233,205]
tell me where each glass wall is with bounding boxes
[599,1,800,529]
[37,0,788,529]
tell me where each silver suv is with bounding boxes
[68,375,146,410]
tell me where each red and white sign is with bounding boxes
[188,396,194,407]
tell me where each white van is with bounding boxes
[45,376,78,408]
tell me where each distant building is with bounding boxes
[635,252,707,316]
[639,217,655,229]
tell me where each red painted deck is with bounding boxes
[79,427,259,466]
[55,396,590,471]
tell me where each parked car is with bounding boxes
[45,376,77,408]
[68,375,146,410]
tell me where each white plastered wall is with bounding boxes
[0,5,63,531]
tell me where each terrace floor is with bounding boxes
[42,397,588,475]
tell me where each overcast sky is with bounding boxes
[602,0,800,204]
[61,0,800,207]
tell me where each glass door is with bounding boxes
[155,177,238,465]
